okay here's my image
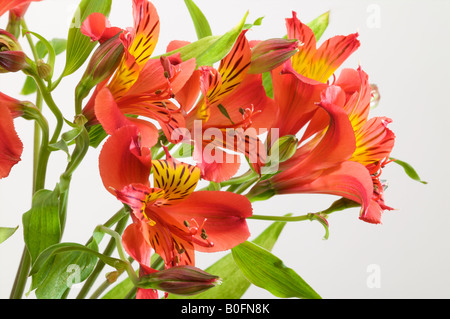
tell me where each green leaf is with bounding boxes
[307,11,329,42]
[29,242,115,277]
[168,218,288,299]
[232,241,321,299]
[262,71,273,98]
[62,0,112,77]
[390,157,427,184]
[244,16,264,30]
[36,38,67,59]
[32,241,100,299]
[88,123,108,148]
[0,226,18,245]
[163,11,248,67]
[171,143,194,158]
[184,0,212,39]
[49,126,83,161]
[22,188,61,263]
[21,76,37,95]
[282,11,329,42]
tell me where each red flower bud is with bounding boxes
[249,38,299,74]
[137,265,221,296]
[0,29,27,73]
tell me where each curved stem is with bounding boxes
[76,214,129,299]
[32,74,64,145]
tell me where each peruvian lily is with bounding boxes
[181,31,278,182]
[268,12,360,138]
[337,67,396,223]
[249,84,375,222]
[246,12,377,220]
[294,66,396,223]
[98,125,253,269]
[81,0,196,148]
[0,91,24,178]
[0,0,41,17]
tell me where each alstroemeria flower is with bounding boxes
[336,68,396,223]
[249,84,374,220]
[0,91,24,178]
[181,31,277,182]
[0,0,41,17]
[99,125,253,268]
[295,67,396,224]
[268,12,360,138]
[287,11,360,83]
[82,0,196,148]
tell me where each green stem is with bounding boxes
[32,92,43,190]
[32,74,64,145]
[21,20,39,61]
[234,177,259,195]
[249,214,311,222]
[76,214,129,299]
[248,198,360,222]
[95,226,139,285]
[10,108,50,299]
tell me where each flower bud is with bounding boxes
[36,59,52,80]
[137,265,221,296]
[75,33,124,104]
[0,30,27,73]
[265,134,298,168]
[249,38,299,74]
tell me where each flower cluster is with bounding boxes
[1,0,417,300]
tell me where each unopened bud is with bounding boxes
[249,38,299,74]
[76,33,124,103]
[37,59,52,80]
[268,135,298,164]
[106,271,120,283]
[137,265,221,296]
[0,30,27,73]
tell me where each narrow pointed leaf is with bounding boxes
[307,11,329,41]
[168,218,288,299]
[184,0,212,39]
[62,0,112,77]
[390,157,427,184]
[21,76,37,95]
[163,11,248,67]
[232,241,321,299]
[0,226,18,245]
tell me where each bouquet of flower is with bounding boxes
[0,0,425,300]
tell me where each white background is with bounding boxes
[0,0,449,299]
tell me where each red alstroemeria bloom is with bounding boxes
[296,66,396,224]
[81,0,196,148]
[99,125,253,269]
[251,85,374,218]
[0,92,24,178]
[0,0,41,17]
[336,67,396,223]
[248,12,375,220]
[182,31,277,182]
[269,12,360,138]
